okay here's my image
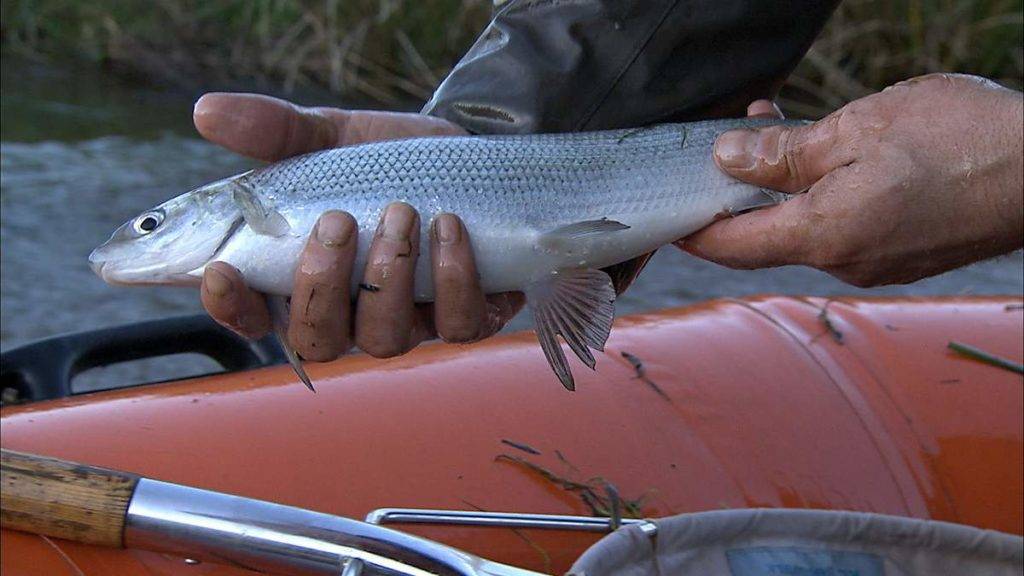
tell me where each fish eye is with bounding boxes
[133,211,164,235]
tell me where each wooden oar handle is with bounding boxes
[1,449,139,546]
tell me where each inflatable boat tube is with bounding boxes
[1,296,1021,574]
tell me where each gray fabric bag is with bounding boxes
[569,509,1023,576]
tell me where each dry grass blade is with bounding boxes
[948,341,1024,374]
[495,453,650,521]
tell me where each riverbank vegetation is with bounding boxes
[2,0,1021,115]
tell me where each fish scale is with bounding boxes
[91,116,797,390]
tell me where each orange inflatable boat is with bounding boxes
[1,296,1022,574]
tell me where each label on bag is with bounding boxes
[727,546,884,576]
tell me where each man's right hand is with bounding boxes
[193,93,523,361]
[683,73,1024,287]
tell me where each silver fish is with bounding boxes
[90,117,794,391]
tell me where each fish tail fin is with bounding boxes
[525,268,616,391]
[266,294,316,393]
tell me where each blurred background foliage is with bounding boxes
[1,0,1022,116]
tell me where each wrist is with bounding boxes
[992,92,1024,249]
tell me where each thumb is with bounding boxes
[193,93,337,162]
[714,111,849,193]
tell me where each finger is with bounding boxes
[714,110,848,193]
[747,100,784,119]
[317,109,468,145]
[201,262,271,339]
[678,194,815,269]
[355,202,421,358]
[287,211,358,361]
[429,213,487,343]
[193,93,338,162]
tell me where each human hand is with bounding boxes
[682,74,1024,287]
[193,93,523,360]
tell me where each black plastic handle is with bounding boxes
[0,315,286,403]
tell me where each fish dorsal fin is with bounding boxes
[230,180,291,237]
[526,268,616,391]
[541,218,630,247]
[266,295,315,392]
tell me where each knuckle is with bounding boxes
[296,106,339,152]
[899,72,954,90]
[838,98,877,125]
[836,95,891,138]
[369,238,419,267]
[777,128,806,186]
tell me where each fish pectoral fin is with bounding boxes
[267,295,315,393]
[525,268,616,392]
[230,180,291,237]
[540,218,630,248]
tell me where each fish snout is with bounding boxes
[88,248,108,280]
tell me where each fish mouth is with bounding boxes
[88,247,199,287]
[88,247,130,285]
[88,248,109,281]
[88,254,134,286]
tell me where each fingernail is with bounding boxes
[434,214,461,245]
[205,267,232,297]
[316,212,353,247]
[715,129,758,170]
[379,203,415,241]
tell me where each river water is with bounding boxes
[2,59,1021,391]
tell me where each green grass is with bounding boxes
[2,0,1021,114]
[781,0,1024,116]
[1,0,492,104]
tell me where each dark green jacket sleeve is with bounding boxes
[424,0,839,134]
[423,0,839,292]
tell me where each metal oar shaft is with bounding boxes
[0,449,544,576]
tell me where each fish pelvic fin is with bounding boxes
[525,268,616,391]
[230,178,291,237]
[266,294,316,393]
